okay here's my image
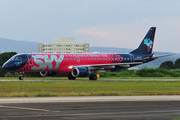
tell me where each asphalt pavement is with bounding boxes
[0,101,180,120]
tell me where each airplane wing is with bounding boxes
[152,54,176,59]
[68,62,143,70]
[143,54,176,61]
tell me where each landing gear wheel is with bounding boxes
[19,75,24,80]
[89,74,97,80]
[19,72,24,80]
[68,74,76,80]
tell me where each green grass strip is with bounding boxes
[2,76,180,79]
[0,81,180,97]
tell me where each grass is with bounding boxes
[1,76,180,80]
[0,81,180,97]
[173,117,180,120]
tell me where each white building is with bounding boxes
[38,38,89,53]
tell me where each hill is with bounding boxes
[0,37,38,53]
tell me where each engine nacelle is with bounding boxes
[71,67,89,77]
[40,71,57,77]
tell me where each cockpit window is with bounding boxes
[11,57,22,61]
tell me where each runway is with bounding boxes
[1,79,180,119]
[1,78,180,81]
[0,99,180,120]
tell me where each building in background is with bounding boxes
[38,38,89,53]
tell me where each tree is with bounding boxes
[159,61,174,69]
[0,66,5,77]
[174,58,180,69]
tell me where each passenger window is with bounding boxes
[97,58,99,60]
[84,58,86,60]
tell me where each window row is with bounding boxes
[34,57,130,61]
[42,45,86,47]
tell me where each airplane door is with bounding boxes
[130,54,135,62]
[77,57,80,63]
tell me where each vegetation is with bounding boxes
[173,117,180,120]
[96,68,180,78]
[159,61,174,69]
[159,59,180,70]
[0,81,180,97]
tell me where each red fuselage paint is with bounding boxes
[17,53,125,73]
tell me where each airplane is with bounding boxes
[2,27,173,80]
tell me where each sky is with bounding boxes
[0,0,180,53]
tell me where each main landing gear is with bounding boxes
[89,74,97,80]
[19,72,24,80]
[68,74,76,80]
[68,73,97,80]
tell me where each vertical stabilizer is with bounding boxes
[130,27,156,55]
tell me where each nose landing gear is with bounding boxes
[19,72,24,80]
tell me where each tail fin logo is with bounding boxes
[144,38,153,52]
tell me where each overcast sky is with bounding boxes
[0,0,180,52]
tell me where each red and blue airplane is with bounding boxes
[2,27,172,80]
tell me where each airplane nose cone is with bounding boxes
[2,63,11,70]
[2,63,7,70]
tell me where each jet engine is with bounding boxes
[71,67,89,77]
[40,71,57,77]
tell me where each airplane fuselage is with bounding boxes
[3,53,149,73]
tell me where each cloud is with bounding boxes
[73,17,180,53]
[73,27,108,37]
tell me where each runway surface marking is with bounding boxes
[0,105,60,112]
[1,96,180,103]
[0,109,180,118]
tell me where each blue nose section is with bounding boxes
[2,63,9,70]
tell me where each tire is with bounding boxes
[89,74,97,80]
[19,76,24,80]
[68,74,76,80]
